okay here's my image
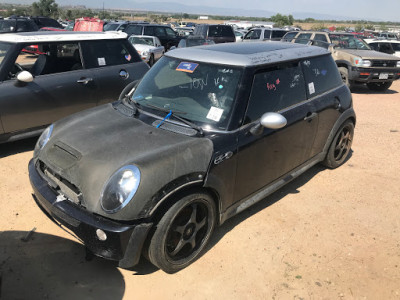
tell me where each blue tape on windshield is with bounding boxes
[176,62,199,73]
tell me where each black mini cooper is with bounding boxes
[29,42,356,273]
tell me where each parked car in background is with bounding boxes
[242,27,289,42]
[378,32,398,40]
[30,16,63,29]
[177,36,215,48]
[0,17,38,33]
[234,30,246,42]
[128,35,164,66]
[192,24,235,43]
[74,17,104,31]
[283,31,400,91]
[103,21,149,32]
[365,39,400,57]
[175,27,194,37]
[122,24,182,50]
[30,42,355,273]
[0,31,149,143]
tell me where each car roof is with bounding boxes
[0,31,128,43]
[166,41,329,67]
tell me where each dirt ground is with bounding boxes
[1,81,399,300]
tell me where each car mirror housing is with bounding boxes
[250,112,287,136]
[17,71,34,83]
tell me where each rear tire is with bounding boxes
[366,82,392,91]
[148,192,216,273]
[323,120,354,169]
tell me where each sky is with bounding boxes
[6,0,400,22]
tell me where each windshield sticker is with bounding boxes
[206,106,224,122]
[308,82,315,95]
[176,62,199,73]
[266,79,280,91]
[98,57,106,66]
[125,54,131,61]
[290,74,300,88]
[321,69,327,76]
[303,60,311,67]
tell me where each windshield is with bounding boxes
[330,34,371,50]
[130,56,243,130]
[129,37,154,46]
[0,42,11,65]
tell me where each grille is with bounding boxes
[38,160,84,206]
[371,60,397,67]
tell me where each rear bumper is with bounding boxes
[348,66,400,82]
[29,159,152,268]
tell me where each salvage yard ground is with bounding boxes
[0,81,399,299]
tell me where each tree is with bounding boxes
[270,13,294,27]
[32,0,58,17]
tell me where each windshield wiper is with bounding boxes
[145,103,204,136]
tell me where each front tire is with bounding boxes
[148,192,216,273]
[338,67,353,90]
[366,82,392,91]
[148,54,155,67]
[323,120,354,169]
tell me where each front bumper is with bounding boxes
[348,66,400,83]
[28,159,152,268]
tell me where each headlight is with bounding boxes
[101,165,140,213]
[397,61,400,68]
[142,51,149,57]
[36,124,53,150]
[354,58,371,67]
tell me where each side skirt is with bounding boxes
[219,153,325,224]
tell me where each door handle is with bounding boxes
[334,96,342,110]
[77,78,93,85]
[304,112,318,121]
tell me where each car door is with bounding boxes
[233,62,319,203]
[0,42,97,134]
[153,37,164,60]
[80,39,149,106]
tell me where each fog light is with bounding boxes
[96,229,107,241]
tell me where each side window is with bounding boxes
[81,40,141,68]
[271,30,287,39]
[295,33,312,44]
[282,31,298,42]
[368,42,379,51]
[154,27,167,37]
[263,30,271,39]
[244,29,261,40]
[165,27,177,37]
[301,55,342,97]
[245,63,306,123]
[312,34,329,48]
[11,42,82,79]
[125,25,142,35]
[144,26,155,35]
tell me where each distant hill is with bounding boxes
[6,0,377,21]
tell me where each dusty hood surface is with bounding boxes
[36,104,213,220]
[340,49,400,60]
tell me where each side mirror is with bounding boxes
[250,112,287,135]
[17,71,34,83]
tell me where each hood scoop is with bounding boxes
[46,141,82,171]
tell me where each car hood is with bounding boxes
[133,44,156,52]
[36,104,213,220]
[340,49,400,60]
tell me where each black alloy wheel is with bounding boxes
[323,120,354,169]
[148,192,216,273]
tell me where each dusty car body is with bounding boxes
[30,42,355,273]
[283,31,400,91]
[128,35,164,66]
[0,31,149,143]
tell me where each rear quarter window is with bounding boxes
[208,26,233,37]
[301,55,342,97]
